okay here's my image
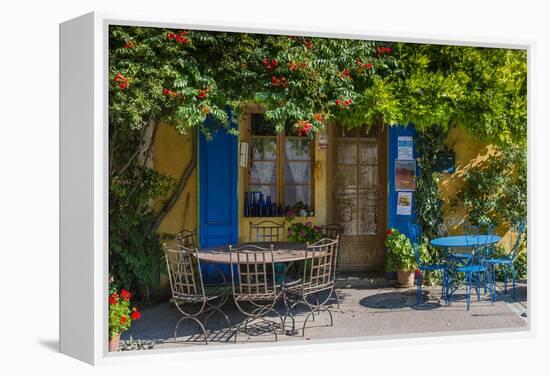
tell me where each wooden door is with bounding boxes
[333,125,387,271]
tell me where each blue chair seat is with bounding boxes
[485,258,513,265]
[419,264,447,271]
[457,265,487,273]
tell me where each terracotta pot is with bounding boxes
[396,270,415,287]
[109,333,121,352]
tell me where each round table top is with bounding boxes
[197,242,307,264]
[430,235,502,248]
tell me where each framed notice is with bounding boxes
[395,159,416,191]
[397,136,413,160]
[396,192,413,215]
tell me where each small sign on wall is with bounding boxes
[318,132,328,150]
[396,192,413,215]
[239,141,249,168]
[397,136,413,160]
[395,159,416,191]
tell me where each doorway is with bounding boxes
[331,124,387,271]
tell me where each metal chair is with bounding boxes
[163,244,231,344]
[409,224,449,306]
[454,225,493,310]
[229,244,284,342]
[249,220,285,242]
[318,224,343,308]
[176,228,198,249]
[485,221,526,301]
[283,237,339,337]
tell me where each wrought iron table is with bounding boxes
[430,235,502,304]
[197,242,308,264]
[430,235,502,249]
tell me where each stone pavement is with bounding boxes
[120,281,527,350]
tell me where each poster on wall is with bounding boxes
[397,136,413,160]
[396,192,413,215]
[395,159,416,191]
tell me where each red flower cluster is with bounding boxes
[355,59,373,70]
[295,120,313,136]
[123,40,136,49]
[262,58,278,71]
[113,73,129,90]
[120,316,127,323]
[335,98,353,107]
[167,31,190,44]
[341,68,351,78]
[131,307,141,320]
[162,88,179,97]
[386,229,393,235]
[109,293,117,305]
[120,289,132,301]
[197,88,209,100]
[271,76,288,88]
[376,46,392,55]
[313,113,323,122]
[303,39,314,49]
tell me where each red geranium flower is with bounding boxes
[120,316,127,323]
[131,310,141,320]
[120,289,132,300]
[108,294,117,305]
[386,229,393,235]
[341,68,351,78]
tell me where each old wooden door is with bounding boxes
[333,125,387,271]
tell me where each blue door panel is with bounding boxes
[199,113,238,283]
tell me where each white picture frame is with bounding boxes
[59,11,534,365]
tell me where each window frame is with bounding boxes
[246,112,315,215]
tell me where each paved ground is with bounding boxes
[121,281,527,350]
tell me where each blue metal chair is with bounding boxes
[409,224,449,306]
[485,221,525,301]
[455,227,493,310]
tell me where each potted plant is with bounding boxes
[385,228,427,287]
[287,221,323,243]
[108,288,141,351]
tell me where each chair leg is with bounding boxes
[416,271,422,306]
[465,272,472,311]
[512,265,516,300]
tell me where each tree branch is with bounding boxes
[127,120,160,201]
[150,135,197,232]
[116,122,149,177]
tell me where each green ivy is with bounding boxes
[456,145,527,227]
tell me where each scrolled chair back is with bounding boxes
[229,244,277,297]
[249,221,285,242]
[175,229,198,250]
[302,237,339,292]
[510,220,526,259]
[163,243,205,299]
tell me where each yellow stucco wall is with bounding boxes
[153,122,198,235]
[437,126,514,246]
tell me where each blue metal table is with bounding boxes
[430,235,502,303]
[430,235,502,248]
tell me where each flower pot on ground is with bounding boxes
[396,270,415,287]
[109,288,141,352]
[109,333,121,352]
[385,228,428,288]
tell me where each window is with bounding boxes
[248,114,314,214]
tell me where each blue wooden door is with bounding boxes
[199,114,238,281]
